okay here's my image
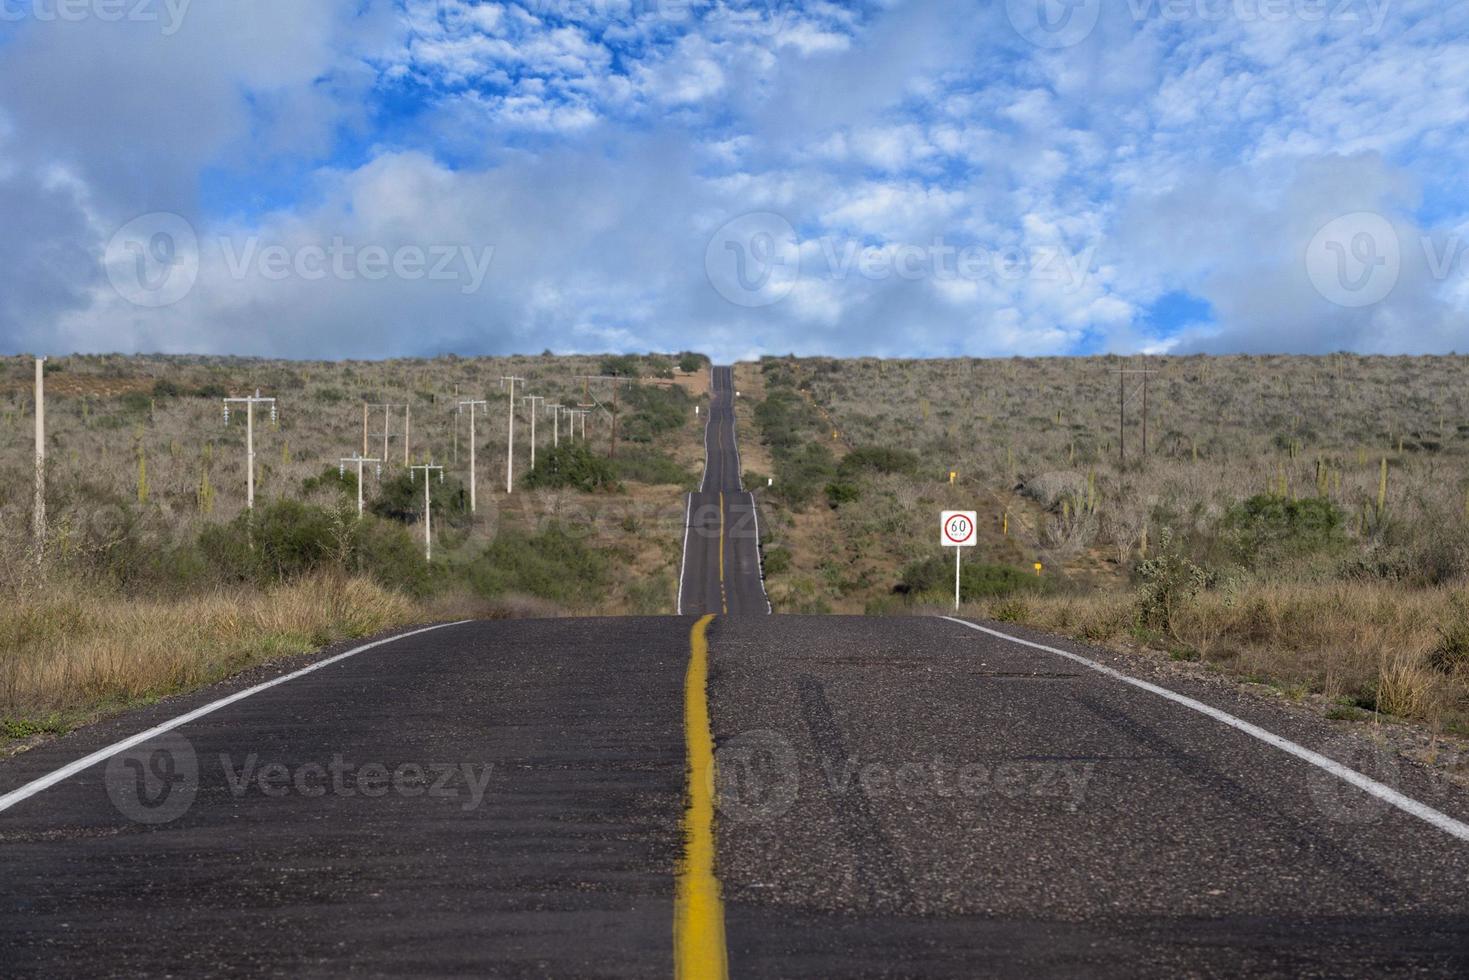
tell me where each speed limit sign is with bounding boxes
[941,511,977,548]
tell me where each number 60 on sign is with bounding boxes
[941,511,977,548]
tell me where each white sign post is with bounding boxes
[941,510,978,611]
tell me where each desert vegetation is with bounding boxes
[0,352,707,742]
[744,354,1469,738]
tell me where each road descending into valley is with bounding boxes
[2,367,1468,977]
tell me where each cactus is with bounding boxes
[198,465,215,515]
[1377,457,1388,519]
[137,453,148,504]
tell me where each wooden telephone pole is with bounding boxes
[1115,364,1158,463]
[577,375,636,458]
[522,395,545,471]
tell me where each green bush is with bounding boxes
[825,481,861,508]
[613,447,692,486]
[773,442,837,508]
[838,445,919,477]
[469,523,610,603]
[898,556,1036,601]
[152,379,184,398]
[1134,530,1212,635]
[1221,494,1344,566]
[621,384,692,443]
[302,464,359,499]
[754,389,822,456]
[523,443,622,492]
[352,516,436,597]
[199,500,349,583]
[370,471,472,528]
[599,354,642,378]
[678,352,706,373]
[763,546,792,575]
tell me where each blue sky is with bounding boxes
[1,0,1467,360]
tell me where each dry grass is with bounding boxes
[740,355,1469,736]
[0,574,418,736]
[958,582,1469,732]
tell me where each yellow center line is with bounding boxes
[718,492,728,613]
[675,614,728,980]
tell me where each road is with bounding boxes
[678,364,769,617]
[2,367,1469,977]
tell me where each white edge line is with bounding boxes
[677,492,692,616]
[749,492,772,615]
[942,617,1469,843]
[0,620,472,815]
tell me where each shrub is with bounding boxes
[1134,530,1211,636]
[678,352,706,373]
[599,354,642,378]
[199,500,350,583]
[838,445,919,477]
[897,556,1036,601]
[773,441,837,509]
[152,379,184,398]
[523,443,621,492]
[352,517,436,597]
[621,384,692,443]
[613,448,692,486]
[825,481,861,508]
[468,523,609,604]
[1220,494,1344,567]
[763,546,792,575]
[370,471,472,528]
[302,464,358,499]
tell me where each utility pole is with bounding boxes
[453,384,460,465]
[578,376,635,458]
[546,403,564,448]
[339,453,382,517]
[33,356,44,552]
[459,398,488,512]
[223,390,278,510]
[1114,366,1157,464]
[364,403,404,466]
[500,376,525,493]
[404,402,411,467]
[409,463,444,561]
[522,395,544,471]
[223,387,277,505]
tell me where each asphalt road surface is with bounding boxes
[678,364,769,617]
[2,368,1468,977]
